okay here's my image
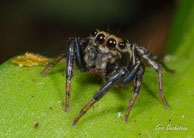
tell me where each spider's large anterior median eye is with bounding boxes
[107,38,116,49]
[95,33,106,44]
[118,42,126,49]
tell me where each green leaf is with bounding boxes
[166,0,194,54]
[1,0,194,137]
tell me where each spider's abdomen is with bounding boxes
[83,45,121,73]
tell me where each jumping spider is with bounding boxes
[41,29,174,126]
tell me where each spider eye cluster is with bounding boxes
[92,31,127,50]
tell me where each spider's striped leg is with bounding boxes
[144,57,169,108]
[133,43,175,73]
[135,44,170,108]
[124,63,145,122]
[72,67,128,126]
[40,54,65,76]
[157,67,169,108]
[65,37,87,111]
[65,38,76,111]
[152,55,175,73]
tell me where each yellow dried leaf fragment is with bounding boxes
[12,52,49,67]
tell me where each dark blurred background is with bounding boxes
[0,0,176,64]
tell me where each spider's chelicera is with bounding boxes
[40,29,174,126]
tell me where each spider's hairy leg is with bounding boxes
[152,55,175,73]
[65,38,76,111]
[124,62,145,122]
[40,54,65,76]
[135,45,175,73]
[72,67,128,126]
[66,37,88,111]
[135,44,170,108]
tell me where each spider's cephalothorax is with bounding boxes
[41,29,175,126]
[83,29,130,75]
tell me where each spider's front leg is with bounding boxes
[41,38,86,111]
[134,44,170,108]
[65,38,87,111]
[72,67,128,126]
[124,62,145,121]
[65,38,77,111]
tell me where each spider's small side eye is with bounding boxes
[118,42,126,49]
[107,38,117,49]
[95,33,106,44]
[91,30,97,36]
